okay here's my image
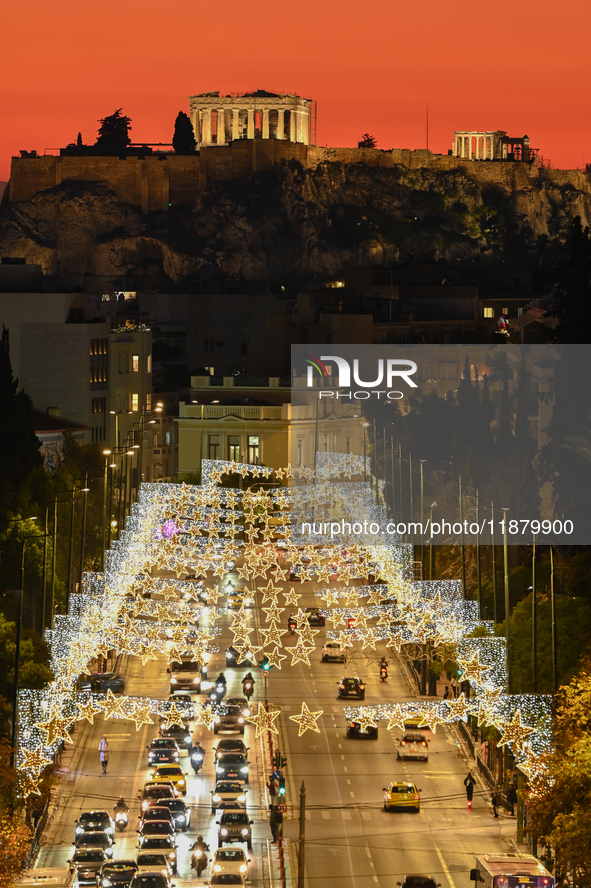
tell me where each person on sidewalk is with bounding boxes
[267,775,277,800]
[492,785,501,818]
[269,803,278,842]
[507,784,518,816]
[99,736,109,774]
[443,686,451,700]
[464,771,476,805]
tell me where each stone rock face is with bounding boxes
[1,161,590,283]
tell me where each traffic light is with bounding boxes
[278,776,286,796]
[259,657,273,672]
[273,750,288,770]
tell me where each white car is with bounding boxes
[321,642,346,663]
[135,852,173,876]
[211,781,248,813]
[397,731,430,761]
[211,848,250,877]
[209,875,245,888]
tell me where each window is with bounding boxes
[483,307,494,318]
[92,397,106,414]
[203,338,214,351]
[439,363,458,379]
[422,364,430,380]
[502,307,509,315]
[248,435,259,465]
[517,307,524,317]
[146,393,152,410]
[153,432,159,448]
[147,354,152,374]
[132,355,139,372]
[228,435,240,462]
[165,430,171,446]
[297,439,303,466]
[131,394,139,412]
[90,338,108,356]
[209,435,220,459]
[345,436,351,454]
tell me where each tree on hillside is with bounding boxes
[358,133,377,148]
[553,215,591,343]
[172,111,196,154]
[76,132,83,147]
[95,109,132,147]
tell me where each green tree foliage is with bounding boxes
[358,133,377,148]
[95,109,132,147]
[554,215,591,343]
[172,111,196,154]
[529,662,591,882]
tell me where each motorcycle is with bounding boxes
[379,666,388,682]
[288,621,296,636]
[191,751,204,774]
[191,845,210,875]
[114,810,128,831]
[210,683,226,704]
[243,681,254,701]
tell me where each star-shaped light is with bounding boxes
[418,705,448,732]
[457,652,491,686]
[76,696,101,725]
[295,624,319,645]
[259,624,286,647]
[246,703,281,737]
[19,744,53,776]
[385,704,407,732]
[160,701,191,730]
[262,602,285,623]
[265,647,287,669]
[237,564,252,580]
[38,716,73,748]
[288,638,315,666]
[444,693,470,721]
[289,702,323,736]
[129,701,154,731]
[497,709,536,756]
[283,587,301,607]
[354,708,379,734]
[475,687,503,727]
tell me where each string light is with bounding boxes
[289,702,323,736]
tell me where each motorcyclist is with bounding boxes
[216,672,227,687]
[190,741,205,774]
[190,835,210,874]
[114,797,129,814]
[379,657,389,669]
[242,673,255,695]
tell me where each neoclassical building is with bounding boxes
[452,130,534,162]
[188,90,314,147]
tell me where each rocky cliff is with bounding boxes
[1,158,590,284]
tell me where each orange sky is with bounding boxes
[0,0,589,181]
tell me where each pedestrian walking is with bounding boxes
[507,784,518,816]
[492,784,501,818]
[269,804,278,842]
[464,771,476,806]
[443,686,451,700]
[99,736,109,774]
[275,807,283,840]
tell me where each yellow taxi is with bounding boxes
[226,588,253,609]
[149,763,188,795]
[403,714,424,729]
[382,781,421,812]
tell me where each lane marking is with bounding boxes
[343,767,348,773]
[342,811,352,820]
[361,811,371,821]
[321,810,331,820]
[436,845,457,888]
[365,847,372,858]
[350,791,355,798]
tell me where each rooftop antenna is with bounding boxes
[426,105,429,150]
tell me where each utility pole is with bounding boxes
[298,781,306,888]
[78,474,89,593]
[51,498,57,628]
[66,487,76,614]
[41,506,48,633]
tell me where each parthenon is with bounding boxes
[188,90,314,147]
[452,130,534,162]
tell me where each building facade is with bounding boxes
[188,90,313,146]
[452,130,534,162]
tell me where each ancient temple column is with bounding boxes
[232,109,240,140]
[247,109,255,139]
[276,109,284,140]
[289,111,296,143]
[202,109,212,145]
[217,109,225,145]
[262,109,269,139]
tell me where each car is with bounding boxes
[74,810,114,838]
[139,783,177,812]
[209,875,246,888]
[226,697,251,717]
[146,738,181,766]
[397,877,441,888]
[211,781,249,813]
[148,764,188,795]
[135,852,173,876]
[217,810,253,850]
[225,646,254,668]
[139,808,175,831]
[138,820,176,840]
[227,589,253,609]
[305,607,326,626]
[168,657,203,693]
[151,797,191,832]
[136,835,177,873]
[214,739,248,762]
[159,721,192,749]
[73,831,115,859]
[211,848,250,876]
[337,677,366,700]
[346,719,378,739]
[168,693,195,720]
[96,859,139,887]
[68,848,106,884]
[215,753,250,784]
[129,874,173,888]
[322,642,346,662]
[397,732,429,761]
[383,781,422,812]
[403,714,426,730]
[79,672,125,693]
[214,705,245,735]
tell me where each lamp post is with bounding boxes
[77,474,90,593]
[502,508,510,693]
[531,535,537,693]
[362,422,370,484]
[102,451,111,570]
[491,500,497,624]
[107,459,116,547]
[66,483,89,614]
[459,475,466,599]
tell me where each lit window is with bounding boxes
[517,307,524,317]
[248,435,259,465]
[483,307,494,318]
[228,435,240,462]
[502,307,509,315]
[147,354,152,374]
[131,393,139,412]
[132,355,139,372]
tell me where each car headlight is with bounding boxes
[238,794,246,802]
[168,852,175,859]
[216,766,224,774]
[103,880,112,887]
[243,709,250,717]
[240,864,247,872]
[179,780,185,786]
[238,717,244,724]
[177,815,185,823]
[241,828,249,836]
[193,677,200,684]
[240,766,249,774]
[170,677,178,684]
[106,848,113,857]
[213,794,221,802]
[75,826,83,835]
[215,717,221,724]
[106,826,114,834]
[221,828,228,836]
[213,864,222,872]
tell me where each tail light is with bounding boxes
[421,741,427,747]
[400,741,406,746]
[414,794,419,800]
[359,685,365,690]
[349,722,355,728]
[339,684,345,689]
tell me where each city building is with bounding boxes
[32,408,90,470]
[188,90,314,147]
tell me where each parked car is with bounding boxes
[337,677,365,700]
[217,809,253,850]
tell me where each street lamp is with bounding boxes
[362,422,370,483]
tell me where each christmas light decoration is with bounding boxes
[245,703,281,737]
[289,702,323,736]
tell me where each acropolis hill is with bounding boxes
[1,93,590,282]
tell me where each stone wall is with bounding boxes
[8,141,591,214]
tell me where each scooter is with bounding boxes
[380,666,388,682]
[191,845,210,875]
[288,621,296,636]
[191,751,204,774]
[210,682,226,704]
[114,810,128,831]
[243,681,254,701]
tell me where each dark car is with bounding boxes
[139,783,176,812]
[146,738,180,765]
[337,677,365,700]
[139,807,175,831]
[79,672,125,693]
[74,810,114,839]
[138,820,176,840]
[215,753,250,784]
[305,607,325,627]
[150,797,191,832]
[214,739,248,763]
[226,697,251,717]
[129,875,172,888]
[214,705,245,735]
[225,646,253,668]
[398,877,440,888]
[159,721,192,749]
[69,848,106,884]
[96,859,139,887]
[73,831,114,859]
[217,809,253,850]
[346,719,378,739]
